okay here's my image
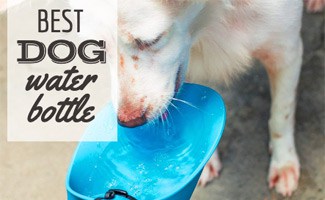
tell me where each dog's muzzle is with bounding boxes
[117,109,147,128]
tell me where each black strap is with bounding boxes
[95,189,137,200]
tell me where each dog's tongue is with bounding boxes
[162,111,168,120]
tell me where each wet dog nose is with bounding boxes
[117,108,147,128]
[118,115,147,127]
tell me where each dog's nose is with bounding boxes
[118,115,147,127]
[117,108,147,128]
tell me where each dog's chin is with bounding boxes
[150,73,184,123]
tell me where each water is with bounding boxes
[81,104,209,199]
[68,83,226,199]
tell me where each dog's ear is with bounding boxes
[0,0,27,12]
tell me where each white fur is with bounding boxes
[0,0,24,11]
[3,0,324,196]
[186,1,303,196]
[71,0,304,195]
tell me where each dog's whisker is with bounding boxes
[170,102,184,117]
[162,104,172,129]
[171,97,199,110]
[167,108,175,130]
[158,108,166,132]
[169,101,184,118]
[169,101,180,112]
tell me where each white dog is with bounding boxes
[2,0,325,197]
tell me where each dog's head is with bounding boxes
[70,0,208,127]
[117,1,208,127]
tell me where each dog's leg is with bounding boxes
[198,149,222,186]
[254,36,303,196]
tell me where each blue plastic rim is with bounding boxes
[66,83,226,200]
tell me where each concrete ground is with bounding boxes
[0,6,324,200]
[192,10,325,200]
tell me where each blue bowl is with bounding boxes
[66,83,226,200]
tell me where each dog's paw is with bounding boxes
[305,0,325,12]
[268,160,300,197]
[198,151,222,187]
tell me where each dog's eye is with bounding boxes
[134,34,163,50]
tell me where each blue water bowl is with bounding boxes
[66,83,226,200]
